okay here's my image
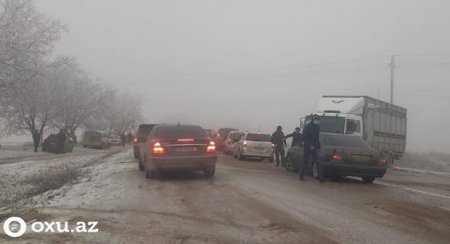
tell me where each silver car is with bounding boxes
[233,132,274,161]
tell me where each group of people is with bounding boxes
[271,114,324,183]
[120,131,134,147]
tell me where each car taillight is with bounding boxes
[378,157,388,166]
[152,142,164,155]
[243,140,247,147]
[332,154,343,161]
[132,138,138,143]
[206,141,216,153]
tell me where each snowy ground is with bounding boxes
[0,146,123,210]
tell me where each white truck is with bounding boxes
[301,95,407,163]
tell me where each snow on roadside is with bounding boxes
[43,149,134,209]
[0,149,123,210]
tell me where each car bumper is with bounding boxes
[242,149,272,158]
[323,162,387,177]
[151,155,217,170]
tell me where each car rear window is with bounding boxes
[156,126,207,139]
[137,124,156,137]
[324,135,369,148]
[246,133,271,142]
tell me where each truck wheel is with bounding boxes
[204,166,215,177]
[362,177,375,183]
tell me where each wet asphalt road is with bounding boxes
[3,149,450,243]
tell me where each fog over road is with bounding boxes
[4,149,450,243]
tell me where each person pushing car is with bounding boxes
[271,126,286,167]
[300,114,324,182]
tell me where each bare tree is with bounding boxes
[0,0,64,90]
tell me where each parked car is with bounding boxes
[42,134,75,153]
[80,130,111,149]
[108,134,121,146]
[139,124,217,178]
[233,132,274,161]
[223,131,244,155]
[133,124,158,159]
[284,132,388,183]
[214,128,237,150]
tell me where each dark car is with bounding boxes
[42,134,75,154]
[133,124,158,159]
[284,133,387,183]
[214,127,237,150]
[139,124,217,179]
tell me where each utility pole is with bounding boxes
[389,55,396,104]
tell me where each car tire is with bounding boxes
[362,177,375,183]
[284,155,296,172]
[312,161,319,179]
[204,166,215,177]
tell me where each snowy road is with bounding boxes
[1,149,450,243]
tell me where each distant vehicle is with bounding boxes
[233,132,274,161]
[139,124,217,178]
[223,131,244,155]
[80,130,111,149]
[284,133,388,183]
[42,134,75,153]
[108,134,121,146]
[204,129,217,139]
[302,95,407,164]
[133,124,158,159]
[215,128,237,150]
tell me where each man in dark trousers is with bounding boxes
[120,132,127,147]
[300,114,324,182]
[56,129,66,154]
[285,127,303,147]
[271,126,286,167]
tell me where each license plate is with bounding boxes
[351,155,370,161]
[175,147,197,152]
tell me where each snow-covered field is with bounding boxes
[0,147,123,210]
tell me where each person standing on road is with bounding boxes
[120,132,127,147]
[56,129,66,154]
[32,129,40,152]
[285,127,304,147]
[271,126,286,167]
[300,114,324,182]
[127,132,133,144]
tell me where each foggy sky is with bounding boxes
[34,0,450,153]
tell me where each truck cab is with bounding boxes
[302,113,363,137]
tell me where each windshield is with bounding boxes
[229,132,243,140]
[246,133,271,142]
[318,116,345,134]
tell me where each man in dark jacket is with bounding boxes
[285,127,303,147]
[271,126,286,167]
[300,114,324,182]
[32,129,40,152]
[56,129,66,154]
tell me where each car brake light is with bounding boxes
[132,138,138,143]
[378,157,388,166]
[177,138,194,142]
[243,140,247,147]
[152,142,164,154]
[332,154,343,161]
[206,141,216,153]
